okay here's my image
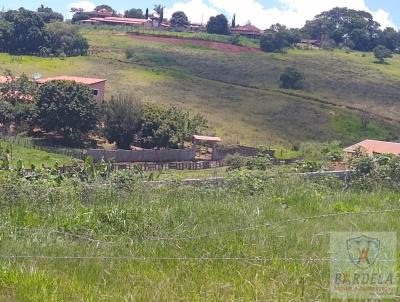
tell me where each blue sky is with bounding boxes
[1,0,399,29]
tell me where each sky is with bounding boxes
[1,0,399,29]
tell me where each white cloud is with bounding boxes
[167,0,396,29]
[165,0,220,24]
[68,1,96,13]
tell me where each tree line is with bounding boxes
[0,74,207,149]
[0,7,88,56]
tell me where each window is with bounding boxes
[92,89,99,96]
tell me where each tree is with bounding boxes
[350,28,372,51]
[170,11,189,29]
[206,14,229,35]
[145,8,149,19]
[72,12,91,24]
[140,104,207,149]
[377,27,400,51]
[260,24,300,52]
[103,94,144,150]
[46,22,89,56]
[373,45,393,64]
[158,7,164,27]
[71,12,90,23]
[36,81,100,142]
[95,5,114,12]
[1,8,46,55]
[279,67,304,89]
[302,7,380,51]
[231,14,236,28]
[153,5,164,15]
[124,8,144,19]
[37,5,63,23]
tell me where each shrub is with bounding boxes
[246,154,271,171]
[224,153,247,171]
[103,94,144,150]
[279,67,304,89]
[373,45,393,64]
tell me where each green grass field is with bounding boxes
[1,174,400,301]
[1,28,400,146]
[0,140,73,168]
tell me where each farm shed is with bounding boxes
[192,135,222,161]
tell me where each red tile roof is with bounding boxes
[344,140,400,155]
[231,25,262,34]
[36,76,106,85]
[193,135,222,142]
[86,17,150,25]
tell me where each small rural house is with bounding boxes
[82,16,152,28]
[36,76,107,101]
[230,25,262,38]
[343,139,400,156]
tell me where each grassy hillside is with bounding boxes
[1,28,400,146]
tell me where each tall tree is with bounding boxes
[206,14,229,35]
[170,11,189,29]
[231,14,236,28]
[1,8,46,55]
[158,7,164,27]
[124,8,144,19]
[302,7,380,51]
[153,5,164,14]
[103,94,143,150]
[37,5,63,23]
[36,81,100,142]
[145,8,149,19]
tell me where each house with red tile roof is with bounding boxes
[230,25,262,38]
[36,76,107,101]
[81,17,152,28]
[343,140,400,156]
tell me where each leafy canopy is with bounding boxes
[206,14,229,35]
[36,81,100,140]
[170,11,189,29]
[103,94,144,150]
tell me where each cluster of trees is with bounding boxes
[104,95,207,149]
[0,74,207,149]
[302,7,399,52]
[0,7,88,56]
[260,24,301,52]
[258,7,400,56]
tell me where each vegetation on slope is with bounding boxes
[1,28,400,145]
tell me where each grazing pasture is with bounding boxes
[1,28,400,145]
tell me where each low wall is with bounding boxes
[84,149,196,163]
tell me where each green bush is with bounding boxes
[224,153,247,171]
[280,67,304,89]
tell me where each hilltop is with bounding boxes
[1,27,400,146]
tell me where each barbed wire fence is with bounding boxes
[1,208,399,262]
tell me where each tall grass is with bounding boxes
[1,173,400,301]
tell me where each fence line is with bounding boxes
[2,208,399,246]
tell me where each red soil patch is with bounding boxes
[129,34,259,54]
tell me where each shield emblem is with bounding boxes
[347,235,381,269]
